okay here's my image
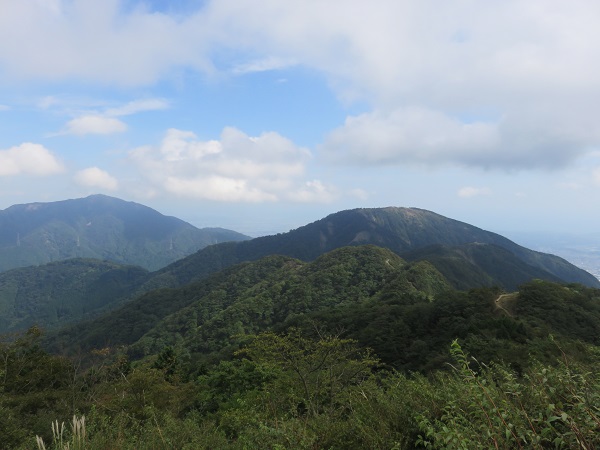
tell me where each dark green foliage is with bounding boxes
[516,280,600,344]
[0,259,149,334]
[9,203,598,342]
[48,253,305,356]
[3,326,600,449]
[113,246,441,364]
[47,245,600,378]
[416,341,600,449]
[0,327,77,445]
[403,243,564,291]
[239,329,379,416]
[3,234,600,449]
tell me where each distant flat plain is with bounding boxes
[505,231,600,281]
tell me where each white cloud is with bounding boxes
[593,167,600,185]
[287,180,338,203]
[104,98,169,116]
[208,0,600,170]
[0,1,215,86]
[458,186,491,198]
[129,127,329,202]
[321,108,499,167]
[349,188,369,200]
[159,128,221,162]
[37,96,59,110]
[74,167,119,190]
[2,1,600,170]
[165,176,276,202]
[558,182,583,190]
[0,104,9,111]
[320,106,600,169]
[232,56,297,75]
[0,143,64,176]
[55,97,168,136]
[63,115,127,135]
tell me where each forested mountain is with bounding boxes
[2,197,599,449]
[2,203,597,337]
[47,244,600,375]
[401,242,564,290]
[0,194,249,272]
[0,259,149,333]
[48,246,450,360]
[143,207,600,290]
[4,244,600,449]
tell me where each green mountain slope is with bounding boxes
[402,243,564,290]
[145,207,599,290]
[0,194,249,272]
[0,259,148,333]
[47,246,451,359]
[283,278,600,372]
[7,204,597,337]
[47,244,600,378]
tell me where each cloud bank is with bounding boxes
[130,127,337,203]
[2,1,600,171]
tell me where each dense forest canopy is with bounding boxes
[1,245,599,449]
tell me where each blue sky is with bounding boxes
[1,0,600,237]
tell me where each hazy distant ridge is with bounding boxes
[0,194,249,272]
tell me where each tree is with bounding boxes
[240,329,378,417]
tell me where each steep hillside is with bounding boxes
[0,259,148,333]
[47,245,451,359]
[402,243,564,291]
[47,245,600,376]
[145,207,599,290]
[0,194,249,272]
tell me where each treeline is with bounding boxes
[1,326,599,449]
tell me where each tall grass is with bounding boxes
[35,415,85,450]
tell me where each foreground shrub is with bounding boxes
[416,340,600,449]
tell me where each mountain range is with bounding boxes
[0,196,598,339]
[2,196,599,450]
[0,194,250,272]
[145,206,599,290]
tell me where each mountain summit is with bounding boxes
[0,195,249,272]
[153,206,600,290]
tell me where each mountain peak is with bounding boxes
[152,205,600,290]
[0,195,249,272]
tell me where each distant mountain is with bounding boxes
[0,258,148,333]
[0,195,250,272]
[8,205,598,337]
[144,207,600,290]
